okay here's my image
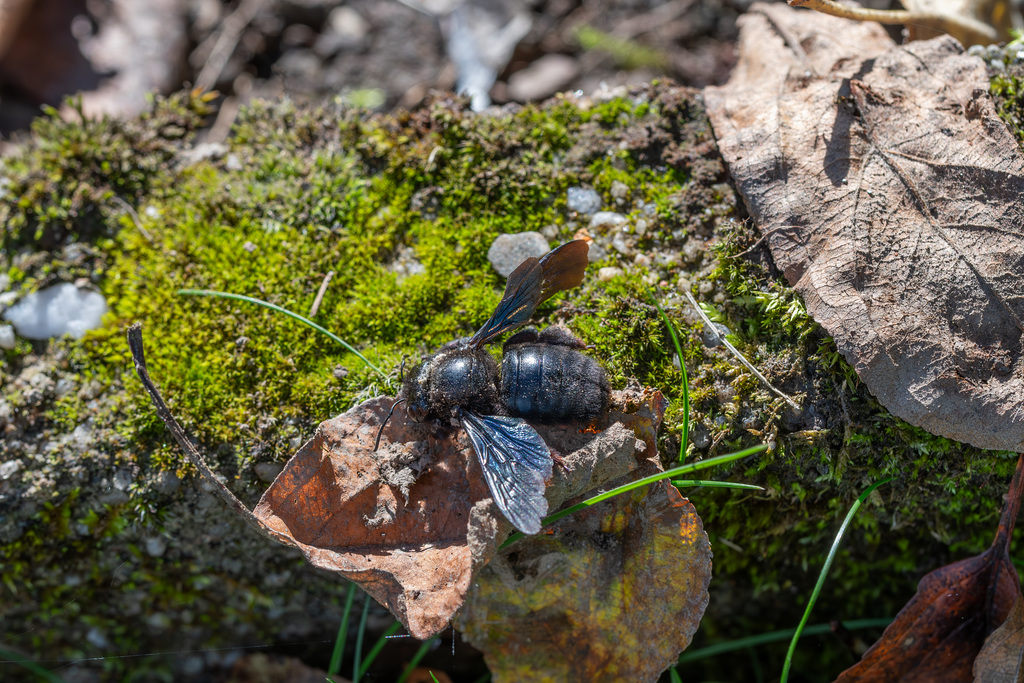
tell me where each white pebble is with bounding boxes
[2,284,107,340]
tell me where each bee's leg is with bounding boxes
[550,449,570,471]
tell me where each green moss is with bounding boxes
[991,68,1024,148]
[1,91,215,250]
[3,80,1022,680]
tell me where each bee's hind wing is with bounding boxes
[538,239,589,304]
[457,408,552,535]
[468,257,543,347]
[468,239,589,348]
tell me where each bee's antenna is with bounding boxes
[373,398,406,451]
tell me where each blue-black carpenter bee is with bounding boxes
[376,239,608,534]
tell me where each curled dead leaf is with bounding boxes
[705,4,1024,452]
[129,324,681,641]
[456,391,712,682]
[834,454,1024,681]
[973,595,1024,682]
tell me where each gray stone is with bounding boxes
[488,232,550,277]
[566,186,601,215]
[507,54,581,102]
[588,211,627,230]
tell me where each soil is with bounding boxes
[0,0,749,138]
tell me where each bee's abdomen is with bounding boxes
[501,344,609,423]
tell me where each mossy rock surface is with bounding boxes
[0,81,1020,681]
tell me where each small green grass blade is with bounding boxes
[779,478,894,682]
[178,289,389,383]
[353,594,372,683]
[327,582,358,678]
[395,636,439,683]
[358,621,403,677]
[645,285,690,462]
[677,618,893,664]
[0,647,66,683]
[500,443,767,547]
[670,480,763,491]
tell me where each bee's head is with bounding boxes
[400,360,431,423]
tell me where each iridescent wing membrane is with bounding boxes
[457,408,553,534]
[468,240,589,348]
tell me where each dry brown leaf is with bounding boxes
[456,393,711,682]
[130,318,675,643]
[834,454,1024,682]
[705,3,1024,452]
[252,392,663,639]
[974,595,1024,682]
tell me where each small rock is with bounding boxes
[154,470,181,495]
[507,54,581,102]
[330,5,369,38]
[178,142,228,168]
[610,180,630,201]
[0,324,15,349]
[597,266,624,281]
[701,323,731,348]
[225,154,242,171]
[488,232,550,277]
[145,536,167,557]
[588,211,627,231]
[113,468,134,491]
[2,283,107,340]
[690,422,711,450]
[70,424,92,452]
[611,229,633,256]
[147,613,171,631]
[566,186,601,215]
[587,241,608,262]
[540,224,560,240]
[633,252,652,267]
[0,459,22,480]
[86,627,110,649]
[635,218,648,237]
[54,378,75,397]
[255,462,284,483]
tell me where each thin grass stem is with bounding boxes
[328,582,358,678]
[677,617,893,662]
[396,637,439,683]
[779,478,893,682]
[353,594,371,683]
[178,289,388,383]
[358,621,403,677]
[0,647,66,683]
[645,285,690,461]
[501,444,767,548]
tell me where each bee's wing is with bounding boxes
[468,258,543,347]
[538,239,589,305]
[468,240,589,348]
[458,408,552,535]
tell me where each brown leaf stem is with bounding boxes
[995,453,1024,549]
[787,0,998,46]
[126,323,292,547]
